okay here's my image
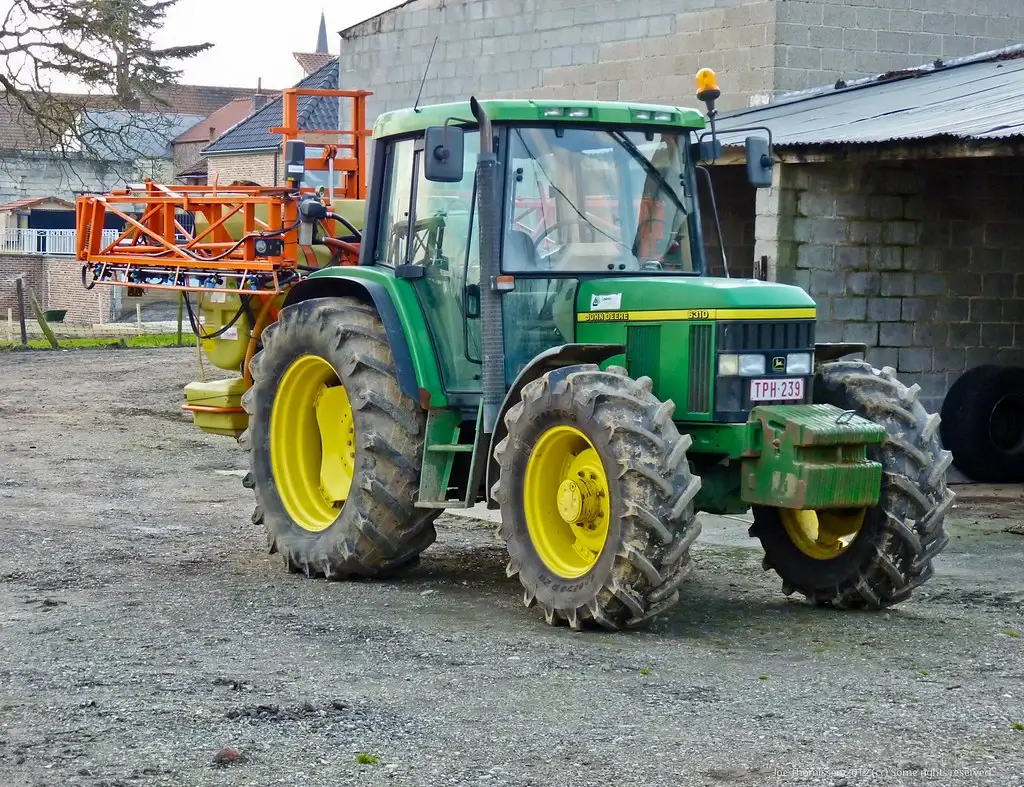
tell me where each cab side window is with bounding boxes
[375,139,416,265]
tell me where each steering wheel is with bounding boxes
[530,220,593,267]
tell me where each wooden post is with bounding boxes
[28,287,59,349]
[14,276,27,345]
[6,307,11,342]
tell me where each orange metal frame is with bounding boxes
[76,88,373,296]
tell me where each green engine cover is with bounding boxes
[740,404,886,510]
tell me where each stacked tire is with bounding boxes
[940,364,1024,483]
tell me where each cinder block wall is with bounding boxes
[774,1,1024,93]
[769,157,1024,412]
[340,0,777,115]
[700,167,756,279]
[339,0,1024,123]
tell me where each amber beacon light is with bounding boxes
[696,68,721,105]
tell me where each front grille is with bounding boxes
[627,325,661,389]
[688,324,713,414]
[713,320,815,423]
[717,320,815,352]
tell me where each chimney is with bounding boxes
[252,77,268,112]
[209,125,217,142]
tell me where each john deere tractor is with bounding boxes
[177,73,954,630]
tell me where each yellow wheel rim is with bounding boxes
[269,354,356,533]
[780,508,867,560]
[523,425,611,579]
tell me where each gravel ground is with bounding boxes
[1,348,1022,787]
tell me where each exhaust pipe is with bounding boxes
[470,96,505,436]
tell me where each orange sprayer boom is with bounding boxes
[75,88,372,296]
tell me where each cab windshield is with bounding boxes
[504,125,698,275]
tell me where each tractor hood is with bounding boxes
[575,277,817,321]
[570,276,819,424]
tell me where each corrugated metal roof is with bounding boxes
[717,46,1024,149]
[203,58,338,156]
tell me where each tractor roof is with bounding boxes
[373,99,707,138]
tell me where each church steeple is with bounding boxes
[316,11,329,54]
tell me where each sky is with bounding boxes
[151,0,404,89]
[0,0,404,93]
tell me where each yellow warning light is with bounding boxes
[696,68,721,101]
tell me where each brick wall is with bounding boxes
[774,0,1024,93]
[207,153,278,186]
[765,157,1024,412]
[0,253,116,326]
[44,256,113,324]
[0,254,45,320]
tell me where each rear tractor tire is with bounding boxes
[239,296,438,578]
[750,361,954,609]
[939,364,1024,483]
[492,364,702,630]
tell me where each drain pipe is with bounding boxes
[470,96,505,436]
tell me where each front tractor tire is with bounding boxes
[750,361,954,609]
[239,296,438,578]
[493,364,702,631]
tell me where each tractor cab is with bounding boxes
[364,94,781,399]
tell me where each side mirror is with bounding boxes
[745,135,774,188]
[424,126,465,183]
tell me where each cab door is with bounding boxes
[373,131,482,395]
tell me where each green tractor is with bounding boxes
[236,75,954,630]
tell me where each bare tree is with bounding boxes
[1,0,212,187]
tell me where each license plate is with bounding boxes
[750,377,804,402]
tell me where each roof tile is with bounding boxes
[203,59,339,156]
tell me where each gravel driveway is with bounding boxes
[1,348,1021,787]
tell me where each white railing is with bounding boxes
[0,228,120,256]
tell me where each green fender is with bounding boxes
[283,267,447,408]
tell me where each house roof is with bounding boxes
[177,158,210,178]
[717,45,1024,150]
[173,98,264,145]
[1,84,270,154]
[140,84,269,117]
[202,58,339,156]
[294,52,336,77]
[79,110,207,160]
[0,99,55,150]
[0,196,74,212]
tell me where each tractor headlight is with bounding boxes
[718,354,738,376]
[786,352,813,375]
[718,354,766,376]
[738,354,765,376]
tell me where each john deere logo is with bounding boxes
[772,356,786,372]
